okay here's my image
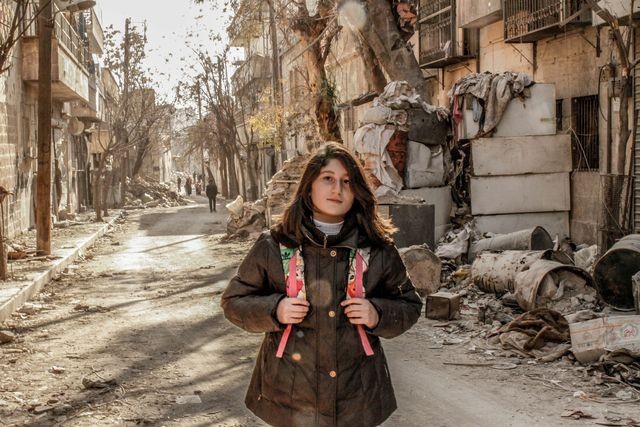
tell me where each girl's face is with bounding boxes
[310,159,355,224]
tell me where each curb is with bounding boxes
[0,212,123,322]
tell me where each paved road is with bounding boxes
[0,197,628,426]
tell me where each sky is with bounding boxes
[99,0,234,103]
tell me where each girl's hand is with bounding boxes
[277,298,310,324]
[341,298,379,329]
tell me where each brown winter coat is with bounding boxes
[221,219,423,427]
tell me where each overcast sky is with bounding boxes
[99,0,233,103]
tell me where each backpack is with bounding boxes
[276,244,374,358]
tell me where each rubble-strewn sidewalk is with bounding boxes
[0,212,123,322]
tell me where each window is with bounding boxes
[556,99,563,132]
[571,95,599,171]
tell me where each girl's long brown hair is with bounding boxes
[273,142,396,246]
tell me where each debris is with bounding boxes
[569,315,640,364]
[49,366,66,374]
[399,245,441,296]
[404,140,445,188]
[593,234,640,311]
[176,394,202,404]
[426,291,461,320]
[32,405,54,414]
[18,302,43,315]
[265,154,310,224]
[477,298,514,325]
[436,223,472,260]
[0,330,16,344]
[82,377,118,389]
[472,250,553,294]
[574,244,598,272]
[514,260,596,313]
[125,176,187,208]
[495,308,570,362]
[443,361,518,370]
[561,408,595,420]
[225,197,266,237]
[74,303,109,313]
[468,226,553,262]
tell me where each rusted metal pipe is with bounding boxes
[593,234,640,311]
[472,250,554,294]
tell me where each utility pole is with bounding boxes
[36,0,53,255]
[196,79,205,179]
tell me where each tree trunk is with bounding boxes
[0,201,6,281]
[355,33,387,94]
[355,0,427,100]
[132,137,150,177]
[93,155,107,222]
[246,145,260,201]
[225,145,240,198]
[219,154,229,198]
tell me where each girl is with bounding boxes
[221,143,422,427]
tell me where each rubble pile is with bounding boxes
[419,225,640,395]
[124,176,188,209]
[353,81,449,197]
[225,195,266,239]
[264,154,310,222]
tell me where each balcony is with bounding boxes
[71,73,101,122]
[22,2,90,103]
[231,54,272,95]
[503,0,591,43]
[81,8,104,55]
[458,0,503,28]
[418,0,479,68]
[591,0,640,25]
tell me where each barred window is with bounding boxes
[571,95,599,171]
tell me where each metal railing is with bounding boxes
[571,95,599,171]
[418,0,478,67]
[24,2,89,68]
[232,54,272,94]
[504,0,588,41]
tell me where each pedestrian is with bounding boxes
[205,178,218,212]
[185,176,192,196]
[195,180,202,196]
[177,176,182,194]
[221,142,422,427]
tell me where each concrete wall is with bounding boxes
[0,39,37,239]
[570,171,600,245]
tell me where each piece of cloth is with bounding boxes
[221,217,423,427]
[450,71,533,137]
[496,308,570,362]
[353,124,403,196]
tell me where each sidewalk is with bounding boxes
[0,212,123,322]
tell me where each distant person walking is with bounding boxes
[177,176,182,194]
[206,178,218,212]
[185,176,193,196]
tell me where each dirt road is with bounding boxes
[1,198,638,426]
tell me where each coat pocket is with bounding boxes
[260,331,297,406]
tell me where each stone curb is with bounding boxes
[0,212,123,322]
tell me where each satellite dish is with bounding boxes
[68,117,85,136]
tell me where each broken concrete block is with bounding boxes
[0,330,16,344]
[426,291,460,320]
[399,245,441,296]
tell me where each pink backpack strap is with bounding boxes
[355,251,374,356]
[276,253,298,358]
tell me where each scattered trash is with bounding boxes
[495,308,570,362]
[436,224,472,261]
[176,394,202,404]
[561,408,595,420]
[18,303,43,315]
[569,315,640,364]
[574,244,598,273]
[49,366,66,374]
[73,303,110,313]
[82,377,118,389]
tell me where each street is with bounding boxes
[0,199,637,426]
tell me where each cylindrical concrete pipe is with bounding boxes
[468,226,554,261]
